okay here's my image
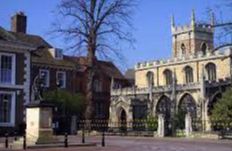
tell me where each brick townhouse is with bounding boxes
[0,13,35,134]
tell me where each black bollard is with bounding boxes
[5,133,8,149]
[14,131,17,141]
[23,134,26,150]
[101,131,105,147]
[82,129,85,144]
[64,133,68,148]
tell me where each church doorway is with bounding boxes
[156,95,172,136]
[119,108,127,131]
[178,94,197,130]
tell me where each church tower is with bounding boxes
[171,10,215,58]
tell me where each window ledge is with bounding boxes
[0,123,15,127]
[0,84,24,89]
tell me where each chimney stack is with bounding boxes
[11,11,27,33]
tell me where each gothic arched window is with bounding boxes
[146,71,154,87]
[163,69,172,85]
[184,66,193,83]
[205,63,216,81]
[201,43,207,55]
[181,43,186,55]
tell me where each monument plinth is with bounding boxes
[26,100,56,144]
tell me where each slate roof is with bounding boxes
[65,56,125,79]
[0,26,36,50]
[32,49,76,69]
[0,26,125,78]
[9,31,52,48]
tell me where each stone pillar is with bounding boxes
[158,114,165,137]
[185,113,192,137]
[205,102,212,131]
[127,106,133,131]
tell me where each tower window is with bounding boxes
[181,44,186,56]
[201,43,207,55]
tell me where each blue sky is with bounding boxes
[0,0,229,71]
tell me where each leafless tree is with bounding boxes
[52,0,136,126]
[208,1,232,49]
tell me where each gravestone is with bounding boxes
[158,114,165,137]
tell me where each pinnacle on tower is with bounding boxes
[191,9,196,26]
[210,11,215,26]
[171,14,175,28]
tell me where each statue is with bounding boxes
[32,73,45,101]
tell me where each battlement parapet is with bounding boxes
[136,47,232,70]
[172,23,214,35]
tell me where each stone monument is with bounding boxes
[26,74,55,144]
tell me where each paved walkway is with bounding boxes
[1,136,232,151]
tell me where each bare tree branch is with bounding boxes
[51,0,136,124]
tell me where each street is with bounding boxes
[2,136,231,151]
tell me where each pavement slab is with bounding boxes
[0,136,231,151]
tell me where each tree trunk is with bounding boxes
[84,34,97,130]
[84,0,97,131]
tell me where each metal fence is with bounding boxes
[0,119,232,150]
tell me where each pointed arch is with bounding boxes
[184,66,193,83]
[207,92,222,116]
[181,43,186,55]
[201,43,207,55]
[146,71,154,87]
[205,63,216,81]
[178,93,197,117]
[156,95,171,115]
[163,69,172,85]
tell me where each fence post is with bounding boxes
[64,133,68,148]
[5,133,8,149]
[82,128,85,144]
[23,134,26,150]
[101,130,105,147]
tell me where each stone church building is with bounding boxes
[109,11,232,134]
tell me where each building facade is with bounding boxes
[0,18,35,133]
[109,11,232,133]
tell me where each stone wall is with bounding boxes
[135,49,232,88]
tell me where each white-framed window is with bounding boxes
[0,53,16,85]
[0,91,16,127]
[56,71,66,88]
[39,69,50,87]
